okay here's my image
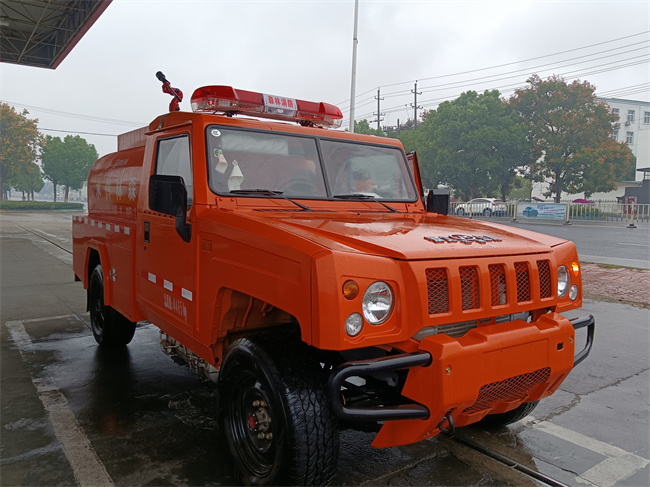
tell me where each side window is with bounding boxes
[155,135,193,206]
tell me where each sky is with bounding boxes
[1,0,649,159]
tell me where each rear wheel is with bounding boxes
[88,265,136,347]
[478,400,539,427]
[219,335,339,486]
[483,208,492,217]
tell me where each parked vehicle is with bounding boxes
[72,73,595,486]
[455,198,507,217]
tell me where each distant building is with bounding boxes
[597,97,649,182]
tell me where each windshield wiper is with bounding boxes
[333,193,398,213]
[229,189,312,211]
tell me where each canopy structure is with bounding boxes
[0,0,112,69]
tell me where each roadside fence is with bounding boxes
[449,201,650,225]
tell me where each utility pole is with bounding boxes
[411,81,422,126]
[348,0,359,133]
[373,88,384,131]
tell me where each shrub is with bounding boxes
[0,200,84,211]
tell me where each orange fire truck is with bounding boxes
[73,73,595,485]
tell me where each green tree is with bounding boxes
[41,135,98,202]
[13,162,45,201]
[352,119,385,136]
[510,75,630,202]
[0,103,42,199]
[406,90,528,200]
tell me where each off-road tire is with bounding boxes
[89,265,136,347]
[219,334,339,486]
[478,400,539,427]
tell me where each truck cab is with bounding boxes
[73,82,594,486]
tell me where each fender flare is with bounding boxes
[84,241,114,307]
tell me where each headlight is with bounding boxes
[569,285,579,301]
[558,265,570,298]
[345,313,363,336]
[362,281,394,325]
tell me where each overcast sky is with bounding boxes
[1,0,649,158]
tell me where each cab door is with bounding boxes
[138,132,196,334]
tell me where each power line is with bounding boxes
[39,128,119,137]
[0,100,145,126]
[337,31,649,107]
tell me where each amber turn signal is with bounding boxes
[571,262,580,275]
[342,280,359,300]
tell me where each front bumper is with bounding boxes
[327,313,595,448]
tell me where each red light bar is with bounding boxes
[190,85,343,128]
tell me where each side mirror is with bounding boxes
[149,174,192,242]
[426,189,450,215]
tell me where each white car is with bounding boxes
[455,198,507,217]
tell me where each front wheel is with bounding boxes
[88,265,136,347]
[456,208,465,216]
[478,400,539,427]
[219,335,339,486]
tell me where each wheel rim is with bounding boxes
[226,367,278,481]
[90,276,105,337]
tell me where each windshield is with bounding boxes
[206,126,417,201]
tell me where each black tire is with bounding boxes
[89,265,136,348]
[483,208,492,217]
[456,208,465,216]
[478,400,539,427]
[219,335,339,486]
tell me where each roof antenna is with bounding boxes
[156,71,183,112]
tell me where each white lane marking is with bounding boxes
[616,242,650,247]
[524,417,650,487]
[5,320,114,487]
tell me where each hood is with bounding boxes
[251,211,566,260]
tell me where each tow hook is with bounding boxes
[438,410,455,437]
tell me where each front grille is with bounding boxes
[462,367,551,414]
[426,259,553,315]
[489,264,507,305]
[460,267,480,310]
[538,260,552,298]
[426,268,449,314]
[515,262,531,302]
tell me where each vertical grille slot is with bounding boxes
[426,268,449,314]
[537,260,552,298]
[515,262,531,302]
[462,367,551,414]
[489,264,507,305]
[460,266,480,310]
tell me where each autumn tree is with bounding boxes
[510,75,631,202]
[41,135,98,202]
[0,103,42,199]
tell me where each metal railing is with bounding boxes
[448,201,650,225]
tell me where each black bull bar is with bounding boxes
[326,315,595,422]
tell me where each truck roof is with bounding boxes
[117,111,403,152]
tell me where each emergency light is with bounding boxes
[190,86,343,128]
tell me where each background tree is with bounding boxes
[405,90,528,200]
[510,75,629,202]
[13,162,45,201]
[41,135,98,202]
[352,119,386,136]
[0,103,42,199]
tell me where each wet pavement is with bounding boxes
[1,212,649,486]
